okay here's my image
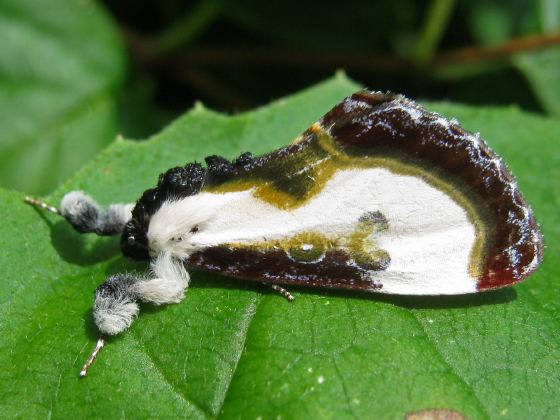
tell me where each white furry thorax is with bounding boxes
[146,191,247,258]
[145,168,478,295]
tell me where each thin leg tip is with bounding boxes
[24,196,38,205]
[24,196,60,215]
[79,337,106,378]
[271,284,295,302]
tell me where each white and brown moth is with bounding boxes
[26,90,543,376]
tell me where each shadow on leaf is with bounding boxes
[83,307,101,341]
[190,270,517,309]
[49,219,121,265]
[105,256,148,277]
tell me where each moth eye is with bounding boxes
[190,225,199,234]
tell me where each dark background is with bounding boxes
[104,0,558,124]
[1,0,559,195]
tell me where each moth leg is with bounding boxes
[60,191,133,235]
[271,284,295,302]
[92,273,142,336]
[26,191,133,236]
[93,252,189,336]
[135,252,190,306]
[24,196,61,215]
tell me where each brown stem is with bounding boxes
[434,32,560,65]
[121,27,560,81]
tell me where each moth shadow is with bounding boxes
[104,257,148,277]
[47,218,121,266]
[340,287,517,309]
[192,271,517,309]
[191,271,271,294]
[83,308,101,341]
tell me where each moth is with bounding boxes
[26,90,543,376]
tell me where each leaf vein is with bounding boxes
[215,295,264,417]
[130,331,210,419]
[333,358,359,420]
[406,309,492,420]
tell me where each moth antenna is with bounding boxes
[79,337,106,378]
[271,285,295,302]
[24,196,61,215]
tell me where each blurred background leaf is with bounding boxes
[106,0,559,115]
[0,0,126,195]
[1,0,559,195]
[466,0,560,115]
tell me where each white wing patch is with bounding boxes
[148,167,477,295]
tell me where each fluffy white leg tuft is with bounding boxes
[135,252,190,305]
[59,191,133,235]
[93,293,139,336]
[60,191,99,218]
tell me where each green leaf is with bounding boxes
[0,0,126,195]
[1,74,559,418]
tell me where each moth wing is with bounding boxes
[187,91,543,295]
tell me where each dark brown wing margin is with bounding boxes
[319,90,543,290]
[187,90,543,292]
[188,247,381,291]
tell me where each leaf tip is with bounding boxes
[334,69,348,80]
[193,101,206,113]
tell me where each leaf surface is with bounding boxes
[1,74,559,419]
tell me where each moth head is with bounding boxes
[121,220,150,260]
[146,194,218,258]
